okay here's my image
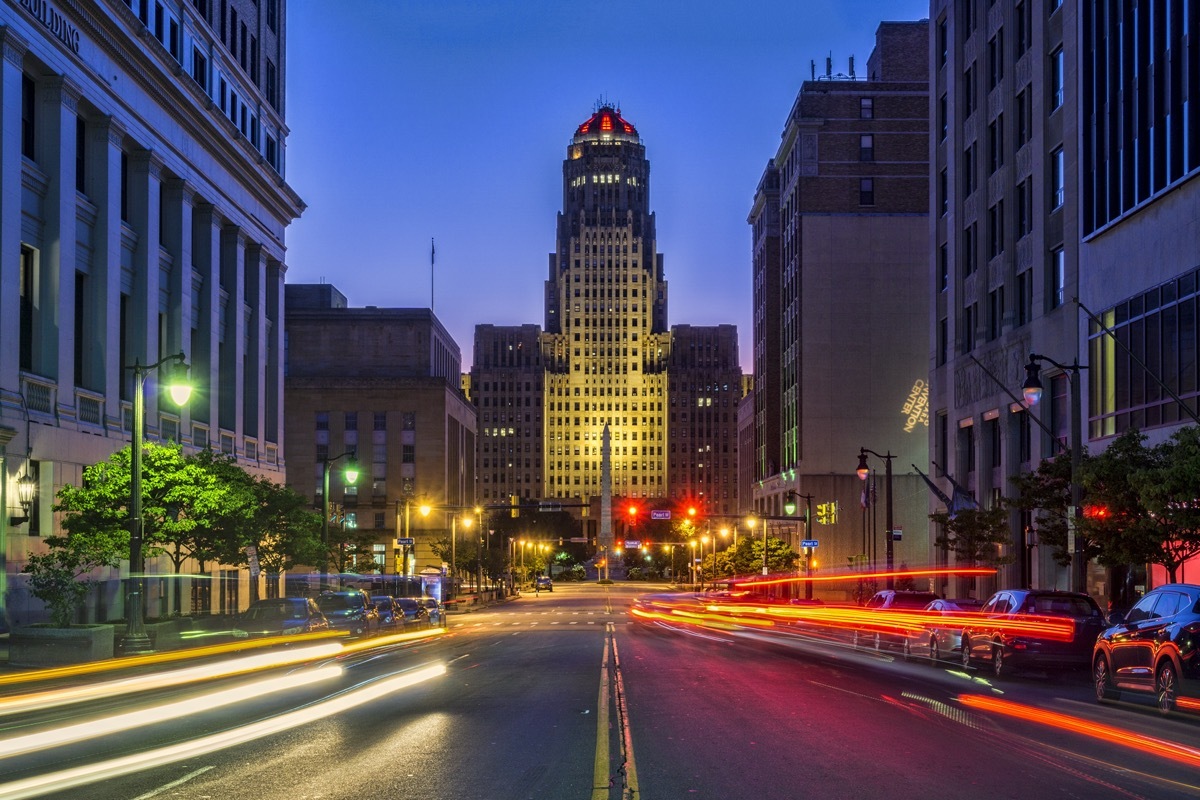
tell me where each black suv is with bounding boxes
[317,590,379,637]
[1093,583,1200,714]
[962,589,1105,677]
[853,590,940,651]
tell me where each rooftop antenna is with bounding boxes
[826,53,832,78]
[810,60,816,80]
[849,55,856,80]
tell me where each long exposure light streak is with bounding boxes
[731,567,996,588]
[0,663,448,800]
[957,694,1200,769]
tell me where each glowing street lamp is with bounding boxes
[118,352,192,656]
[857,447,895,589]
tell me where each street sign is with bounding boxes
[801,539,819,548]
[892,526,903,541]
[397,537,415,546]
[539,502,562,512]
[624,539,641,548]
[650,509,671,520]
[569,537,588,543]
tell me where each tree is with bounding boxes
[1076,428,1160,569]
[1008,451,1074,567]
[1124,426,1200,582]
[930,505,1014,569]
[243,476,322,600]
[24,532,122,627]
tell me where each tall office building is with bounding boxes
[928,1,1079,595]
[747,22,930,584]
[472,104,743,521]
[542,105,671,502]
[1,0,301,623]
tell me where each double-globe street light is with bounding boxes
[119,353,192,656]
[857,447,895,590]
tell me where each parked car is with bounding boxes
[536,576,554,592]
[317,589,379,637]
[1093,583,1200,714]
[372,595,400,629]
[852,589,940,651]
[900,598,982,662]
[393,597,431,630]
[233,597,330,639]
[962,589,1106,677]
[419,597,444,626]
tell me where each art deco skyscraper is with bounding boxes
[541,106,670,501]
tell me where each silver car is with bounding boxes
[420,597,444,625]
[902,598,982,663]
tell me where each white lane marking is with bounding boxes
[129,767,214,799]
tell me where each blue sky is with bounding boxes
[284,0,931,372]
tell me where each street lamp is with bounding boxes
[8,471,37,527]
[119,352,192,656]
[688,539,698,588]
[474,505,484,593]
[857,447,895,589]
[320,451,359,578]
[1023,352,1087,593]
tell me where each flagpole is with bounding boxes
[430,238,435,310]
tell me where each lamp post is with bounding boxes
[8,471,37,527]
[800,493,814,600]
[688,539,698,588]
[1022,353,1087,594]
[320,451,359,581]
[474,505,484,593]
[857,447,895,589]
[119,352,192,656]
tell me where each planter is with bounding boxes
[9,624,115,667]
[144,618,189,651]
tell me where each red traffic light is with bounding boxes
[687,506,697,517]
[627,505,639,517]
[1083,505,1111,519]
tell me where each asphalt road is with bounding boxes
[1,584,1199,800]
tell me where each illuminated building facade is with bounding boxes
[0,0,300,624]
[541,105,671,503]
[748,22,930,582]
[928,1,1081,596]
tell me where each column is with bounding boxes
[243,242,265,448]
[0,30,29,404]
[128,149,164,431]
[45,76,82,406]
[219,226,246,444]
[266,259,285,459]
[161,178,195,441]
[192,203,222,437]
[94,117,127,431]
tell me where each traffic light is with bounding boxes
[784,491,797,516]
[1083,504,1110,520]
[510,494,519,518]
[627,504,639,519]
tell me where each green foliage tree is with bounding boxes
[1123,426,1200,582]
[23,532,121,627]
[1076,428,1160,569]
[1008,451,1074,567]
[930,505,1015,570]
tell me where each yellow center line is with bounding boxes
[592,629,612,800]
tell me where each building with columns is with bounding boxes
[0,0,301,625]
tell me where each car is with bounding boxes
[317,589,379,637]
[393,597,431,629]
[1093,583,1200,714]
[900,598,982,662]
[852,589,940,651]
[536,576,553,592]
[419,597,444,626]
[371,595,400,629]
[233,597,330,639]
[962,589,1106,678]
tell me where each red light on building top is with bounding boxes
[601,114,613,131]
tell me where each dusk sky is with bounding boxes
[284,0,931,372]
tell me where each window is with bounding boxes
[939,169,948,215]
[859,134,874,161]
[962,144,975,195]
[1051,147,1065,209]
[859,178,874,206]
[75,116,86,193]
[860,97,873,119]
[1050,247,1066,308]
[988,201,1005,258]
[21,74,35,160]
[1015,88,1031,147]
[402,445,415,463]
[315,411,329,431]
[265,59,278,109]
[191,48,208,91]
[228,7,237,57]
[1014,180,1029,238]
[988,287,1004,340]
[938,18,948,67]
[938,243,949,291]
[961,303,977,354]
[19,246,35,370]
[963,64,976,115]
[1016,269,1032,326]
[266,0,278,31]
[988,31,1004,89]
[988,116,1004,173]
[250,35,258,81]
[1050,49,1064,110]
[938,94,948,141]
[345,412,357,431]
[120,151,129,222]
[963,223,977,275]
[1015,1,1031,56]
[937,317,948,365]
